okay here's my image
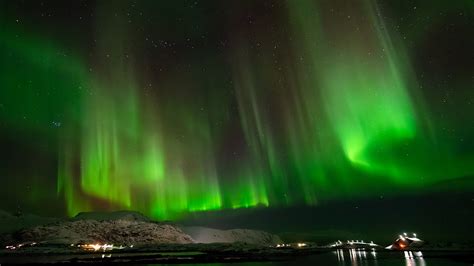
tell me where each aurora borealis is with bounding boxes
[0,0,473,221]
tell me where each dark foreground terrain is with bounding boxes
[1,210,473,265]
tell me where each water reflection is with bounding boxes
[334,248,377,266]
[334,249,425,266]
[404,251,426,266]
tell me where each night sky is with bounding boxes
[0,0,473,240]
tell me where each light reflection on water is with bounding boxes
[149,249,467,266]
[404,251,426,266]
[334,248,377,266]
[334,248,426,266]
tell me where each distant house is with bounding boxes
[386,233,424,250]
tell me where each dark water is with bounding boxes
[154,249,471,266]
[2,248,471,265]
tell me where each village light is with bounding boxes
[79,243,114,252]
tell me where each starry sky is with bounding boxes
[0,0,473,239]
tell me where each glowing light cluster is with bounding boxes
[79,243,114,252]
